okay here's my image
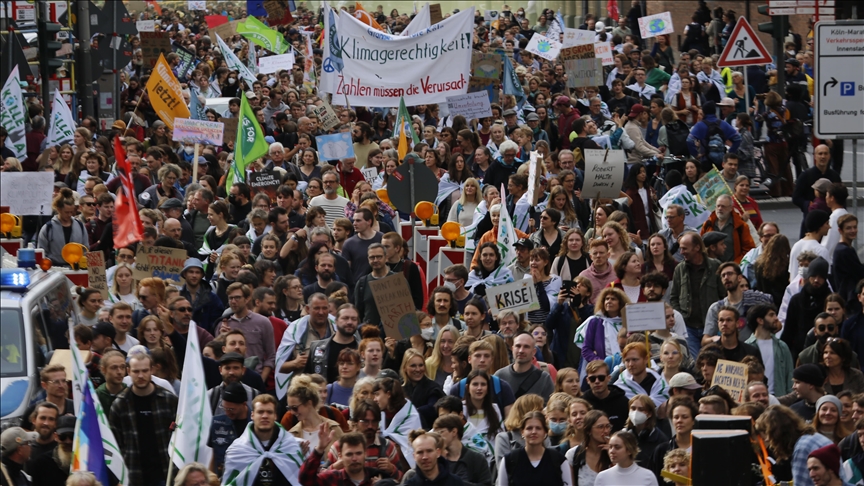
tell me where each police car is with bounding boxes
[1,214,84,430]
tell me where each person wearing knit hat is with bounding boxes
[788,209,832,278]
[790,363,827,422]
[783,258,834,363]
[807,443,845,485]
[208,381,251,478]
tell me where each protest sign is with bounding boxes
[145,54,191,130]
[446,91,493,120]
[472,52,502,79]
[221,118,238,145]
[693,168,732,210]
[561,44,602,88]
[320,7,475,106]
[258,52,296,74]
[188,0,207,10]
[361,167,378,185]
[595,42,615,66]
[0,172,54,216]
[525,33,563,61]
[49,350,91,383]
[562,28,596,47]
[486,279,540,317]
[210,20,241,42]
[172,45,198,80]
[711,359,749,402]
[263,0,288,21]
[136,20,155,32]
[311,100,339,131]
[140,31,172,68]
[86,251,108,300]
[248,170,281,201]
[316,132,355,161]
[659,185,710,230]
[468,76,499,104]
[134,245,187,285]
[429,4,443,24]
[368,274,422,339]
[638,12,675,39]
[484,10,499,21]
[172,118,225,145]
[583,149,626,198]
[623,302,666,333]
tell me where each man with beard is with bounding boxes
[745,304,794,397]
[305,304,361,383]
[383,233,424,311]
[302,428,400,486]
[29,416,75,486]
[95,350,127,414]
[796,313,859,369]
[208,382,251,478]
[318,400,403,479]
[352,122,379,170]
[702,262,774,346]
[304,252,338,301]
[783,257,833,362]
[208,353,259,416]
[279,294,336,375]
[354,244,394,330]
[23,402,58,471]
[700,195,755,264]
[310,172,350,228]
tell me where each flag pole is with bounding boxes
[165,424,177,486]
[192,142,200,183]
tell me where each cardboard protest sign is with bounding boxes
[595,42,615,66]
[134,245,187,285]
[560,44,602,88]
[311,100,339,131]
[694,168,732,211]
[583,149,626,198]
[472,52,502,79]
[86,251,108,300]
[209,20,241,42]
[258,52,296,74]
[623,302,666,333]
[562,28,596,47]
[429,4,443,24]
[368,274,422,339]
[0,172,54,216]
[711,359,748,402]
[638,12,674,39]
[316,132,355,161]
[361,167,378,184]
[172,118,225,145]
[140,31,172,68]
[221,118,238,146]
[525,33,563,61]
[486,279,540,317]
[468,76,499,104]
[49,350,91,381]
[248,170,281,201]
[446,91,493,120]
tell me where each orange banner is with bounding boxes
[354,2,384,31]
[145,54,190,130]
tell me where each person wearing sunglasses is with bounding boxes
[797,313,857,370]
[28,415,76,486]
[582,360,630,433]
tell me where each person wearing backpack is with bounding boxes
[657,108,690,158]
[686,100,741,172]
[755,91,794,198]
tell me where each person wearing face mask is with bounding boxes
[624,394,667,469]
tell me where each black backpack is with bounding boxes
[665,120,690,157]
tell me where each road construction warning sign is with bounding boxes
[718,17,773,67]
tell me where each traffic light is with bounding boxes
[757,5,789,40]
[37,6,64,71]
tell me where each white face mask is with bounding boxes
[184,146,194,155]
[629,410,648,426]
[442,281,457,292]
[421,327,435,341]
[228,78,236,84]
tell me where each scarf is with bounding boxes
[381,401,422,468]
[274,315,336,398]
[574,315,624,375]
[697,70,727,100]
[463,200,489,253]
[664,72,682,104]
[462,422,495,466]
[626,83,656,100]
[245,224,271,243]
[222,423,303,486]
[614,368,670,408]
[466,266,514,290]
[199,225,236,273]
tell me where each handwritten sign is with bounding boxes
[711,359,749,403]
[468,76,499,104]
[258,52,296,74]
[472,52,502,79]
[446,91,493,121]
[0,172,54,216]
[623,302,666,333]
[525,33,563,61]
[136,20,155,32]
[562,28,596,47]
[583,149,626,198]
[172,118,225,145]
[134,245,188,285]
[368,274,421,339]
[209,20,241,42]
[638,12,675,39]
[86,251,108,300]
[361,167,378,185]
[311,100,339,131]
[140,31,172,68]
[595,42,615,66]
[248,170,281,201]
[222,118,238,145]
[486,279,540,317]
[316,132,355,161]
[561,44,602,88]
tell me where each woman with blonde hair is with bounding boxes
[138,315,170,351]
[425,324,461,386]
[108,262,139,308]
[73,127,93,154]
[547,186,581,231]
[556,397,592,454]
[53,144,75,182]
[447,177,481,226]
[287,374,343,455]
[401,348,445,429]
[555,367,582,398]
[602,221,638,265]
[483,334,510,374]
[546,392,573,446]
[493,393,547,467]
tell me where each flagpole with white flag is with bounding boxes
[168,323,213,471]
[497,184,518,268]
[68,320,88,416]
[46,89,77,148]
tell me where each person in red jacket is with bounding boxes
[700,194,755,264]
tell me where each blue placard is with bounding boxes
[315,132,355,161]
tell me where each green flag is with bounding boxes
[237,16,289,54]
[392,97,420,145]
[226,95,269,189]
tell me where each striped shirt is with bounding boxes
[309,194,349,227]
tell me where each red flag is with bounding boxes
[607,0,620,21]
[146,0,162,16]
[113,137,143,248]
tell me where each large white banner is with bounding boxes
[0,66,27,161]
[401,3,432,37]
[46,89,77,148]
[321,5,475,106]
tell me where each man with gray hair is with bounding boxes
[699,194,755,264]
[265,141,303,180]
[139,163,182,209]
[483,139,522,191]
[658,204,698,261]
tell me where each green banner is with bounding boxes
[226,95,269,189]
[237,16,289,54]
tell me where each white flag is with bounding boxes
[169,323,213,468]
[68,319,88,416]
[401,3,431,36]
[0,66,27,160]
[46,89,77,148]
[247,39,259,75]
[216,34,257,88]
[497,184,518,268]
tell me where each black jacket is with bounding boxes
[629,426,668,468]
[781,282,832,361]
[403,458,467,486]
[792,166,842,213]
[583,386,629,432]
[403,376,446,429]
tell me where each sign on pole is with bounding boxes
[814,20,864,139]
[368,274,422,339]
[717,17,773,68]
[133,246,187,285]
[525,33,563,61]
[638,12,674,39]
[583,149,626,198]
[622,303,667,333]
[315,132,355,161]
[86,251,108,300]
[486,279,540,317]
[561,44,602,88]
[172,118,225,145]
